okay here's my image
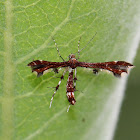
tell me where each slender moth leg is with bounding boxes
[49,69,67,108]
[74,68,77,91]
[53,68,59,73]
[93,69,99,75]
[67,105,71,112]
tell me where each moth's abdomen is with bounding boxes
[67,92,76,105]
[66,68,76,105]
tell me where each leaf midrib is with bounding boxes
[1,0,14,139]
[1,0,77,139]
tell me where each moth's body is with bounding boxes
[28,34,134,111]
[28,54,133,78]
[28,54,133,107]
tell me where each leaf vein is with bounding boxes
[15,0,76,65]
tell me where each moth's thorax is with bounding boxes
[69,54,76,59]
[68,54,78,69]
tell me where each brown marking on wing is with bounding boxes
[77,61,134,77]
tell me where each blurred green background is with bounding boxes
[114,45,140,140]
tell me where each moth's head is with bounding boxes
[69,54,76,60]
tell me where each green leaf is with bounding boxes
[0,0,139,140]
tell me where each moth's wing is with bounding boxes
[102,61,134,77]
[27,60,59,77]
[78,61,134,77]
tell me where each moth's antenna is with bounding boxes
[52,37,65,62]
[77,37,81,59]
[75,32,97,55]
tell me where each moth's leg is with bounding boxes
[49,69,67,108]
[74,68,77,91]
[52,68,63,74]
[52,37,65,61]
[77,37,81,59]
[53,68,58,73]
[93,69,99,75]
[67,104,71,112]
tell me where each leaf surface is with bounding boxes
[0,0,140,140]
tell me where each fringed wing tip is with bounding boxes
[113,63,134,78]
[128,65,135,68]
